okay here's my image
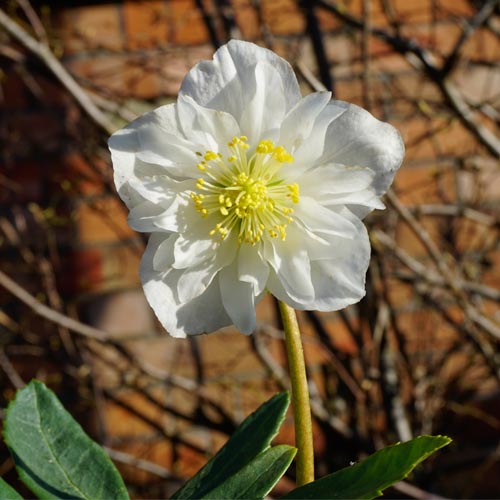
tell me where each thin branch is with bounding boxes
[0,269,108,341]
[0,8,115,134]
[442,0,500,76]
[104,447,178,480]
[392,480,450,500]
[252,326,354,438]
[296,60,328,92]
[372,230,500,301]
[300,0,334,92]
[408,204,497,227]
[0,348,25,389]
[15,0,49,45]
[315,0,500,157]
[438,79,500,157]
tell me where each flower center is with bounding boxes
[190,136,300,245]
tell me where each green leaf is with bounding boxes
[202,445,296,500]
[172,391,290,499]
[4,380,129,500]
[282,435,451,499]
[0,476,23,500]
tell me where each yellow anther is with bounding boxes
[256,139,275,154]
[273,146,294,163]
[191,138,300,244]
[204,151,219,161]
[287,183,300,203]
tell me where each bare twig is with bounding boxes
[296,60,328,92]
[315,0,500,157]
[104,446,178,479]
[0,269,108,341]
[438,79,500,157]
[252,326,354,438]
[0,8,115,134]
[300,0,334,92]
[392,480,450,500]
[15,0,49,45]
[442,0,500,76]
[0,348,25,389]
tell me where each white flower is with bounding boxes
[109,40,404,337]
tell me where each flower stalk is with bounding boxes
[278,300,315,486]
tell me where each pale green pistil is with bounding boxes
[190,136,300,245]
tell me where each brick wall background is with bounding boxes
[1,0,499,498]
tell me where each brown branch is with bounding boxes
[442,0,500,77]
[15,0,49,45]
[0,348,25,389]
[252,326,354,438]
[0,269,108,341]
[371,230,500,302]
[104,447,178,480]
[0,8,115,134]
[316,0,500,157]
[438,79,500,157]
[392,480,450,500]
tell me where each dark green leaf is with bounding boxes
[202,445,296,500]
[172,391,290,499]
[0,476,23,500]
[282,435,451,499]
[4,380,129,500]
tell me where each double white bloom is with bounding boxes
[109,40,404,337]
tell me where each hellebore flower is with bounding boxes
[109,40,404,337]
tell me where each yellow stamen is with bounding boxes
[191,136,299,244]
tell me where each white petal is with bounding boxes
[140,233,232,337]
[179,40,300,126]
[267,225,370,311]
[127,176,190,206]
[176,95,241,155]
[318,190,385,211]
[238,61,286,145]
[135,104,200,178]
[296,197,359,238]
[288,101,346,171]
[173,235,216,269]
[266,270,304,310]
[219,264,256,334]
[308,245,369,311]
[153,195,191,232]
[177,260,220,303]
[153,234,177,271]
[306,214,368,261]
[128,201,170,233]
[176,233,238,302]
[318,101,405,196]
[109,114,151,209]
[279,91,331,152]
[238,244,269,296]
[297,165,375,196]
[263,227,314,303]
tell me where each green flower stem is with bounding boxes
[278,300,315,486]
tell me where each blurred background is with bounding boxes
[0,0,499,498]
